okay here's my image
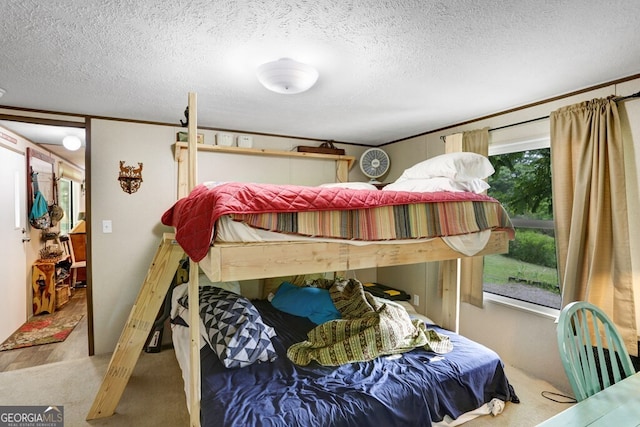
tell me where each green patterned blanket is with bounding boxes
[287,279,452,366]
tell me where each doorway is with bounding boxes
[0,146,27,346]
[0,118,90,371]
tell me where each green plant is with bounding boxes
[484,254,559,288]
[506,229,557,268]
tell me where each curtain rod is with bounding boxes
[438,116,548,143]
[613,90,640,102]
[439,90,640,143]
[488,115,549,133]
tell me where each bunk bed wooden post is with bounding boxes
[186,92,202,427]
[86,234,185,419]
[439,132,464,332]
[439,131,493,333]
[440,259,460,332]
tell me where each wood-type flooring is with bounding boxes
[0,287,88,372]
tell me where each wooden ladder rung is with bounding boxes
[87,233,184,420]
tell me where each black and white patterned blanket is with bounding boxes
[179,286,277,368]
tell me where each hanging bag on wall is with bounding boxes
[49,204,64,226]
[30,190,50,229]
[49,174,64,226]
[29,171,51,229]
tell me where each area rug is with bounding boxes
[0,313,84,351]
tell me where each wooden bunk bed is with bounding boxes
[88,93,515,426]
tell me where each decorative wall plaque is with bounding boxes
[118,161,143,194]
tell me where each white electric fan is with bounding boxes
[359,148,390,184]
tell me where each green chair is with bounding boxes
[557,301,635,401]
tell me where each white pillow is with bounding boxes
[382,177,490,193]
[463,178,492,193]
[319,182,378,191]
[396,152,494,182]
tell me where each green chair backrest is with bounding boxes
[557,301,635,401]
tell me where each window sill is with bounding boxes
[483,292,560,321]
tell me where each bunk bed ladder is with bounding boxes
[87,233,185,420]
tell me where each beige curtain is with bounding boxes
[443,127,489,308]
[550,97,637,355]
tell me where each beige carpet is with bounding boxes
[0,349,189,426]
[464,364,572,426]
[0,349,570,426]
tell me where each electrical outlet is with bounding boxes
[413,294,419,306]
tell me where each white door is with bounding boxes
[0,146,27,343]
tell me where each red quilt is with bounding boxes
[161,182,505,262]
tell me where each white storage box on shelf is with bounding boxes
[216,133,234,146]
[237,135,253,148]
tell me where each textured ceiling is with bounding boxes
[1,0,640,147]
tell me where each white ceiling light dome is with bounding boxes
[257,58,319,95]
[62,135,82,151]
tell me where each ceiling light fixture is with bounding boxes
[256,58,319,94]
[62,135,82,151]
[0,87,5,98]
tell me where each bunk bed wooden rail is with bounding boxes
[201,233,510,282]
[88,92,511,427]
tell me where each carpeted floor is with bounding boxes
[0,348,189,426]
[0,348,569,426]
[464,365,572,426]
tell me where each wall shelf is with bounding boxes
[173,142,355,169]
[173,142,356,198]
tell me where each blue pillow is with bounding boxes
[271,282,341,325]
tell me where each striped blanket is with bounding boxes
[161,181,514,262]
[287,279,452,366]
[231,199,512,241]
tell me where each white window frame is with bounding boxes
[484,135,560,319]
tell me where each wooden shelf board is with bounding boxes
[174,142,355,170]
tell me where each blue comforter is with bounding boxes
[198,300,518,427]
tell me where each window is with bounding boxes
[483,138,560,309]
[58,178,82,235]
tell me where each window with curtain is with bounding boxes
[483,137,560,309]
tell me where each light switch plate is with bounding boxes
[102,220,112,233]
